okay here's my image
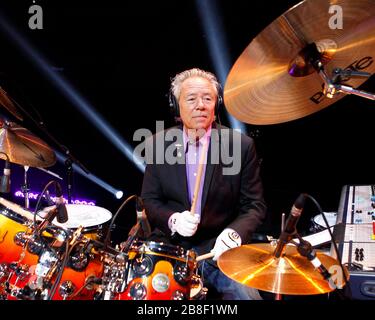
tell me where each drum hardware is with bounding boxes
[0,263,10,281]
[99,194,146,298]
[189,274,208,300]
[58,280,75,299]
[111,241,197,300]
[22,166,30,209]
[0,197,105,300]
[45,227,83,300]
[98,248,130,300]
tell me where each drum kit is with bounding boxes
[0,195,207,300]
[1,0,375,300]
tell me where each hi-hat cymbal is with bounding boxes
[0,119,56,167]
[0,87,23,121]
[224,0,375,125]
[217,243,349,295]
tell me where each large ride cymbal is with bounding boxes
[0,119,56,167]
[224,0,375,125]
[218,243,349,295]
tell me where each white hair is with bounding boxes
[170,68,220,100]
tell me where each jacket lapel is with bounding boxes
[169,126,190,208]
[201,123,221,211]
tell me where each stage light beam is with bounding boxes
[195,0,248,134]
[0,12,145,174]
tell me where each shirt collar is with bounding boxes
[182,125,212,153]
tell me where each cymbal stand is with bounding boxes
[65,158,73,204]
[21,165,30,209]
[315,61,375,101]
[275,213,286,301]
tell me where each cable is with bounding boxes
[305,193,352,299]
[47,238,71,300]
[33,180,56,229]
[103,194,137,249]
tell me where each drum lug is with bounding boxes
[0,263,10,281]
[128,282,146,300]
[171,290,186,300]
[58,280,76,299]
[14,231,27,247]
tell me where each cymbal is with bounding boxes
[0,119,56,167]
[224,0,375,124]
[0,87,23,121]
[217,243,349,295]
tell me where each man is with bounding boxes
[141,68,266,299]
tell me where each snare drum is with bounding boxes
[42,204,112,241]
[310,212,337,233]
[0,197,40,264]
[114,241,197,300]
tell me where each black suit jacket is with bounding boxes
[141,123,267,255]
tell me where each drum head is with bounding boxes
[41,204,112,229]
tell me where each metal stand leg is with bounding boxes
[21,166,30,209]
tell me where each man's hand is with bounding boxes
[169,210,200,237]
[211,228,241,261]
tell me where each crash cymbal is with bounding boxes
[0,119,56,167]
[224,0,375,125]
[218,243,349,295]
[0,87,23,121]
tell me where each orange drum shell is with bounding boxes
[4,250,103,300]
[116,260,191,300]
[0,214,36,264]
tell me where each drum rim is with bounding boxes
[0,202,32,225]
[130,240,196,261]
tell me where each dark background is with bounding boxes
[0,0,374,243]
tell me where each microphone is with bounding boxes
[274,193,306,258]
[0,158,10,193]
[296,237,337,289]
[55,182,68,223]
[136,196,151,238]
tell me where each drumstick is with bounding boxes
[196,252,214,262]
[190,140,208,215]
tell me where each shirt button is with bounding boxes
[194,153,197,156]
[194,173,197,176]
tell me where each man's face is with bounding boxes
[178,76,217,131]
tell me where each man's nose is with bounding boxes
[196,98,205,109]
